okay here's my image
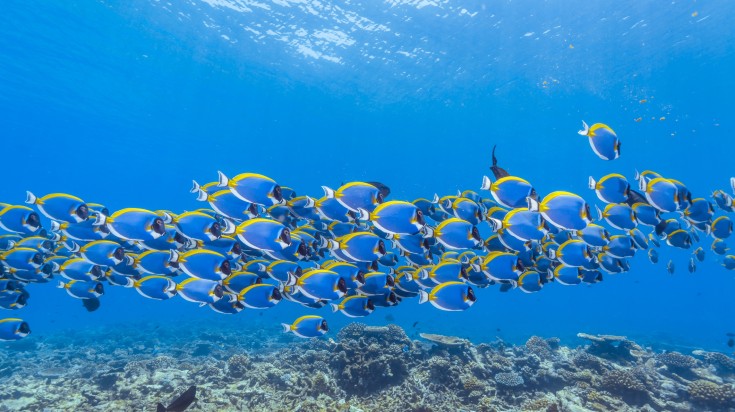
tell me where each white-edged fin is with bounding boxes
[588,176,596,190]
[421,225,435,239]
[634,169,641,182]
[125,255,135,266]
[304,196,316,208]
[49,220,61,232]
[285,273,298,287]
[356,208,370,221]
[431,193,440,204]
[222,219,236,235]
[161,212,173,224]
[2,240,15,251]
[489,217,503,232]
[578,121,590,136]
[731,177,735,195]
[322,186,335,199]
[25,191,37,205]
[471,263,482,273]
[638,177,647,192]
[418,290,429,304]
[326,239,339,251]
[66,241,81,253]
[595,205,603,221]
[330,303,339,313]
[280,323,292,333]
[49,262,60,272]
[49,232,61,242]
[169,250,180,264]
[480,175,492,191]
[419,269,429,280]
[527,197,540,212]
[195,188,208,202]
[456,189,462,197]
[217,171,229,187]
[548,248,557,260]
[190,180,200,194]
[56,281,65,289]
[547,268,556,280]
[92,212,107,226]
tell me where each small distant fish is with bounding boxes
[687,258,696,273]
[692,11,698,17]
[281,315,329,338]
[639,99,647,104]
[648,249,659,264]
[634,117,642,122]
[82,297,101,312]
[727,338,734,348]
[578,121,620,161]
[156,385,196,412]
[659,116,666,121]
[666,260,675,275]
[412,321,419,328]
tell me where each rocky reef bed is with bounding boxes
[0,323,734,411]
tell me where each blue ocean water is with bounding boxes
[1,0,734,355]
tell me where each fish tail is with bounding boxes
[169,250,180,264]
[480,175,492,191]
[329,303,339,313]
[577,121,589,136]
[24,191,37,205]
[526,196,540,212]
[730,177,735,195]
[56,281,66,289]
[222,218,236,235]
[322,186,335,199]
[304,196,316,208]
[195,188,208,202]
[588,176,596,190]
[217,171,229,187]
[356,208,370,221]
[421,225,435,239]
[190,180,200,194]
[280,323,292,333]
[418,290,429,304]
[595,205,603,221]
[489,217,503,232]
[65,241,80,253]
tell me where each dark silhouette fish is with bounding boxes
[157,386,196,412]
[490,145,510,180]
[728,338,734,348]
[366,181,391,199]
[82,297,100,312]
[625,189,650,206]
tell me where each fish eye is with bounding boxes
[91,265,103,278]
[40,264,53,275]
[467,287,477,302]
[471,227,481,242]
[210,223,222,238]
[388,292,397,304]
[355,271,365,284]
[271,287,282,301]
[416,210,425,226]
[255,277,263,284]
[94,283,104,294]
[337,278,347,293]
[280,229,292,246]
[76,204,89,220]
[378,240,386,255]
[297,242,309,257]
[113,247,125,262]
[320,319,329,332]
[248,203,259,217]
[214,285,224,298]
[460,267,468,279]
[18,321,31,334]
[377,192,385,204]
[273,185,283,202]
[386,274,395,287]
[366,298,375,311]
[220,260,231,275]
[152,218,166,235]
[294,266,303,277]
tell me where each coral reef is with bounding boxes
[0,322,734,411]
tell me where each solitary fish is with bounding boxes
[156,385,197,412]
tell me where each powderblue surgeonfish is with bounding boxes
[666,230,692,250]
[134,250,178,276]
[235,218,291,252]
[25,192,89,223]
[418,281,476,311]
[604,235,636,258]
[446,197,485,225]
[266,260,303,283]
[481,175,536,209]
[77,240,128,266]
[0,247,44,271]
[419,259,467,285]
[133,276,177,300]
[59,258,104,281]
[176,278,224,305]
[322,182,387,213]
[711,216,733,239]
[597,203,636,231]
[287,269,345,301]
[222,272,262,294]
[195,187,259,221]
[321,261,365,289]
[0,318,31,341]
[98,208,169,241]
[170,249,232,281]
[578,121,620,161]
[576,224,610,247]
[589,174,629,203]
[712,239,729,255]
[358,271,395,295]
[684,198,714,223]
[424,218,482,250]
[316,197,355,223]
[366,201,425,236]
[632,203,660,227]
[58,280,104,300]
[473,252,522,284]
[217,172,284,206]
[489,209,545,242]
[640,178,679,213]
[237,283,283,309]
[528,191,592,231]
[281,315,329,338]
[326,232,386,262]
[517,270,543,293]
[552,240,595,267]
[330,295,375,318]
[551,265,583,285]
[0,205,42,235]
[172,211,229,242]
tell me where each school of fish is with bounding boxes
[2,122,735,340]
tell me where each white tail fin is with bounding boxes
[304,196,316,208]
[161,212,173,224]
[731,177,735,195]
[125,255,135,266]
[49,262,60,273]
[285,273,298,287]
[25,191,37,205]
[421,225,435,238]
[92,212,107,226]
[471,263,482,273]
[56,281,65,289]
[66,241,80,253]
[49,220,61,232]
[330,303,339,313]
[190,180,200,194]
[356,208,371,221]
[217,171,229,187]
[195,188,208,202]
[419,268,429,280]
[548,248,557,260]
[169,250,180,264]
[322,186,335,199]
[547,268,555,280]
[588,176,596,190]
[418,290,429,304]
[489,217,503,232]
[49,233,61,242]
[578,121,590,136]
[431,193,440,204]
[480,175,492,191]
[281,323,292,333]
[634,169,641,182]
[595,205,603,221]
[222,219,236,235]
[638,177,647,192]
[527,197,540,212]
